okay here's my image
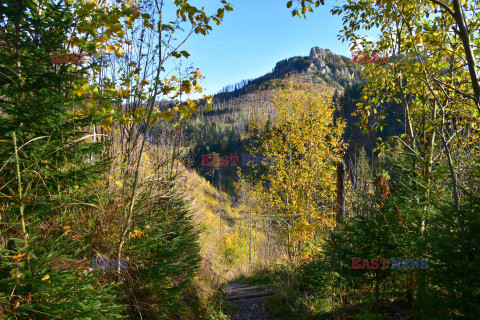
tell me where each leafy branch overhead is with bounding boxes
[286,0,323,18]
[65,0,233,132]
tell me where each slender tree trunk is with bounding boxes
[13,133,27,244]
[430,0,480,114]
[451,0,480,114]
[116,0,164,275]
[336,161,346,223]
[249,208,252,267]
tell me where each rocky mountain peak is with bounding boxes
[309,47,333,61]
[306,46,360,84]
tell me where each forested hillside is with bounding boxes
[183,48,403,192]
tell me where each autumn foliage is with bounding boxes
[239,82,346,260]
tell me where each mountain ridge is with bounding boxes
[213,46,362,103]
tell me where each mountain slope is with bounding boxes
[181,46,404,192]
[214,47,362,103]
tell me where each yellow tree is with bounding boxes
[244,81,346,260]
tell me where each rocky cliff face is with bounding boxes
[309,47,333,72]
[306,47,360,85]
[267,46,361,89]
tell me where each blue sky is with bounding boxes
[179,0,365,97]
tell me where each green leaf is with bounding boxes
[160,24,175,32]
[287,1,293,8]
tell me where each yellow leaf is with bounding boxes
[12,253,25,262]
[97,35,108,43]
[101,117,114,131]
[134,107,146,117]
[73,86,84,97]
[70,37,80,46]
[119,89,129,98]
[115,180,123,188]
[42,274,50,281]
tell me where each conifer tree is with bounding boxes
[0,1,124,318]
